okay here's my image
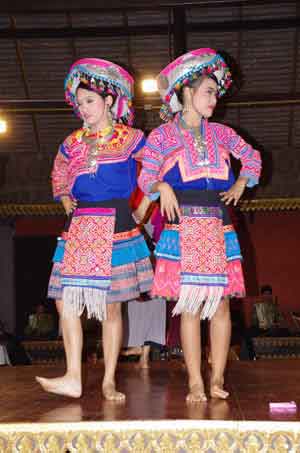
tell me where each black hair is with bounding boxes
[175,73,219,106]
[216,49,242,95]
[260,285,273,295]
[76,81,116,105]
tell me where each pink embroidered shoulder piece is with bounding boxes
[137,115,261,194]
[52,124,143,200]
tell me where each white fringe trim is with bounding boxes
[62,287,107,321]
[172,285,224,320]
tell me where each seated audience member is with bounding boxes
[0,319,30,365]
[252,285,280,330]
[24,304,56,339]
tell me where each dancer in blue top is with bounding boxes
[36,58,153,401]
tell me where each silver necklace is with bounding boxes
[179,115,209,167]
[82,127,115,174]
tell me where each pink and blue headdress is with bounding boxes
[157,48,232,121]
[65,58,134,126]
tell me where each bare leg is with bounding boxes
[180,311,207,403]
[209,297,231,399]
[36,299,83,398]
[139,345,151,369]
[102,302,125,401]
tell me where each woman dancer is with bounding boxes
[137,48,261,402]
[36,58,153,401]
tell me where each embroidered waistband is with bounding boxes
[181,205,222,218]
[64,198,135,233]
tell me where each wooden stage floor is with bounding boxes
[1,360,300,452]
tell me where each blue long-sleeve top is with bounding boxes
[52,124,145,202]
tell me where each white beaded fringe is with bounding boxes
[172,285,224,320]
[62,287,107,321]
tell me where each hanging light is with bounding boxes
[0,118,7,134]
[142,78,158,94]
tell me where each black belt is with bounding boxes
[167,189,231,225]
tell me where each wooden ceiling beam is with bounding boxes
[2,0,280,15]
[1,93,300,113]
[0,16,298,40]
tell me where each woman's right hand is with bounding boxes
[61,195,77,216]
[154,182,180,222]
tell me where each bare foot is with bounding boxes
[35,375,82,398]
[121,347,142,356]
[138,358,150,369]
[186,383,207,404]
[210,381,229,399]
[102,382,126,402]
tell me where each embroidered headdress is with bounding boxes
[65,58,134,125]
[157,48,232,121]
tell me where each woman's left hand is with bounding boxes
[220,177,248,206]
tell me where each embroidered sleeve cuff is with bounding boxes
[147,180,161,196]
[240,172,259,188]
[149,192,160,201]
[138,175,159,196]
[53,193,70,202]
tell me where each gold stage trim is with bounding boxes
[1,198,300,217]
[239,198,300,212]
[0,203,64,217]
[0,420,300,452]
